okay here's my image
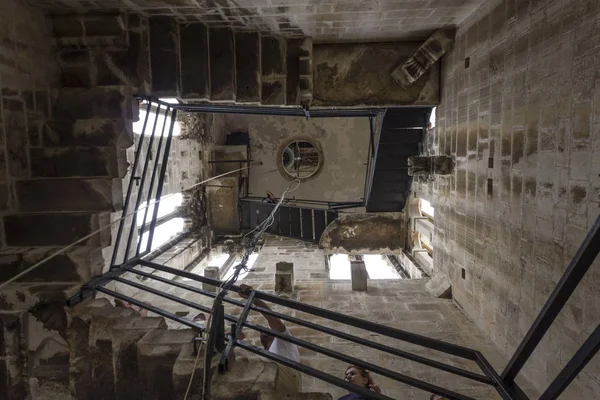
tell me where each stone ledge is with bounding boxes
[0,246,103,283]
[44,119,134,148]
[16,178,123,212]
[30,147,128,178]
[4,212,111,247]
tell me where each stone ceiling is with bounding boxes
[30,0,484,42]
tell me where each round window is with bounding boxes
[279,139,323,180]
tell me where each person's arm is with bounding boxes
[238,284,286,332]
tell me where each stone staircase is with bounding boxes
[0,14,141,310]
[67,298,332,400]
[149,17,313,105]
[50,13,314,105]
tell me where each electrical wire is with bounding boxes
[197,179,301,399]
[0,166,252,291]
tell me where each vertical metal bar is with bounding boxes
[369,115,375,158]
[540,324,600,400]
[215,303,225,352]
[502,215,600,381]
[135,106,171,256]
[474,352,525,400]
[146,109,177,251]
[202,297,222,400]
[123,103,162,261]
[110,100,152,267]
[219,291,255,371]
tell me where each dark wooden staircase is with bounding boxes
[240,200,337,242]
[365,107,432,212]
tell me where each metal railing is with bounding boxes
[67,95,600,400]
[110,98,177,268]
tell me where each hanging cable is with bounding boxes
[0,166,253,291]
[197,179,301,399]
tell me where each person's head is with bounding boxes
[344,365,372,388]
[260,332,274,350]
[430,395,448,400]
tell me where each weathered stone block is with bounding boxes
[4,213,110,247]
[235,32,261,103]
[203,266,219,292]
[0,313,26,399]
[172,342,224,398]
[44,119,133,148]
[275,262,295,293]
[16,178,122,212]
[275,271,294,293]
[30,147,127,178]
[137,329,196,400]
[262,79,286,105]
[285,37,311,105]
[313,42,440,106]
[54,88,129,120]
[150,17,180,96]
[112,317,167,400]
[212,361,277,400]
[67,300,137,400]
[4,111,30,179]
[180,23,209,99]
[350,261,368,291]
[83,14,126,37]
[0,247,103,283]
[52,15,83,37]
[262,36,285,76]
[210,28,235,101]
[259,392,332,400]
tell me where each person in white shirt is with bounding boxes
[238,283,301,393]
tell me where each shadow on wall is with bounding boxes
[319,213,406,254]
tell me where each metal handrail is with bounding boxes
[69,256,522,400]
[72,95,600,400]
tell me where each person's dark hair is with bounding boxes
[346,365,372,388]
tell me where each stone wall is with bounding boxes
[230,236,537,399]
[313,42,440,106]
[31,0,482,43]
[0,0,57,247]
[424,0,600,396]
[223,114,370,203]
[320,213,407,254]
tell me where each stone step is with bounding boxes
[261,35,287,105]
[180,23,210,100]
[52,13,128,48]
[16,178,122,213]
[44,119,134,148]
[149,17,180,97]
[286,37,313,105]
[212,360,278,400]
[68,300,168,400]
[91,315,168,400]
[235,32,261,103]
[4,212,110,247]
[210,28,236,102]
[54,87,132,120]
[29,146,127,178]
[259,392,333,400]
[0,246,103,284]
[137,328,197,400]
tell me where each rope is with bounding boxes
[0,166,251,291]
[183,324,207,400]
